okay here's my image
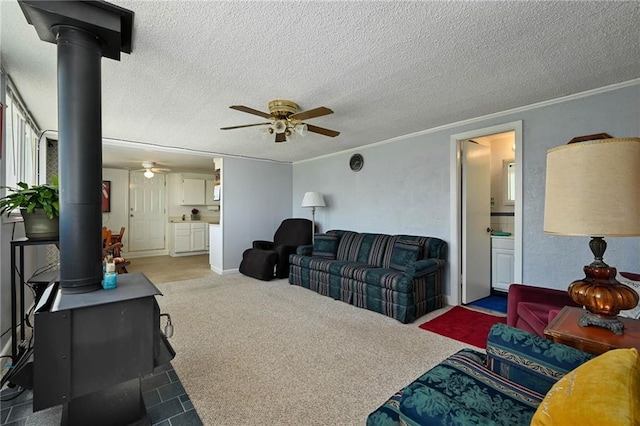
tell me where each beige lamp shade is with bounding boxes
[301,192,326,208]
[544,138,640,237]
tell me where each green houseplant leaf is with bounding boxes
[0,177,60,220]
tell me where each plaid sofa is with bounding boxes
[288,230,447,323]
[367,323,594,425]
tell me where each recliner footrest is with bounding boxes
[239,249,278,281]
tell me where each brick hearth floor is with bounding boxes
[0,363,202,426]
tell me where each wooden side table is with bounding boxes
[544,306,640,355]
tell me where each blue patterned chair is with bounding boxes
[367,323,594,426]
[289,230,447,323]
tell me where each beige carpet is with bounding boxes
[155,274,469,425]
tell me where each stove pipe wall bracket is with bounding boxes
[19,0,133,294]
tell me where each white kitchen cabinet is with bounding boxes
[171,222,208,255]
[191,223,206,251]
[181,178,205,205]
[491,237,514,292]
[173,223,192,253]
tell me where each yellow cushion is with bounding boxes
[531,348,640,425]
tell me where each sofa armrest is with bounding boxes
[403,258,443,278]
[296,244,313,256]
[253,240,274,250]
[507,284,578,327]
[485,323,593,395]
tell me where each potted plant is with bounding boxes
[0,176,60,239]
[191,208,199,221]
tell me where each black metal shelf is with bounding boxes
[8,238,59,364]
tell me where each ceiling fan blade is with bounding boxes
[306,124,340,138]
[220,122,272,130]
[229,105,273,119]
[289,106,333,121]
[275,132,287,143]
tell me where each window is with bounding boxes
[5,86,39,188]
[2,81,40,220]
[503,159,515,206]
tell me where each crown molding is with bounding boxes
[294,78,640,165]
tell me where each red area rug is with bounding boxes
[418,306,506,348]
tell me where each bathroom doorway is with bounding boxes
[449,121,523,306]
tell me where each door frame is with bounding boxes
[448,120,523,306]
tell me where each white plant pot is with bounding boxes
[20,208,59,240]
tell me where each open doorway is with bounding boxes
[448,121,523,306]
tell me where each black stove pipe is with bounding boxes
[56,25,104,293]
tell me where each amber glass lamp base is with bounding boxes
[568,243,639,335]
[568,237,639,335]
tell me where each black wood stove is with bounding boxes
[13,2,176,424]
[33,273,175,425]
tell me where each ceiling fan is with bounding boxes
[220,99,340,143]
[134,161,172,178]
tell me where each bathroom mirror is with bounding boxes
[503,159,515,205]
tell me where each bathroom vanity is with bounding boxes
[491,235,514,292]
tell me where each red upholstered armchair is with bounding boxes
[507,284,579,337]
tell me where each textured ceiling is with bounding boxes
[1,1,639,167]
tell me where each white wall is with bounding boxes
[293,83,640,293]
[102,168,129,247]
[221,157,292,271]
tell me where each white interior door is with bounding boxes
[462,140,491,304]
[129,172,166,251]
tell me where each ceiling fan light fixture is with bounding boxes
[224,99,339,143]
[273,120,287,134]
[135,161,171,176]
[294,123,307,137]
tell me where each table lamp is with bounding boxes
[301,192,325,242]
[544,136,640,334]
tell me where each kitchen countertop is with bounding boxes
[169,218,219,224]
